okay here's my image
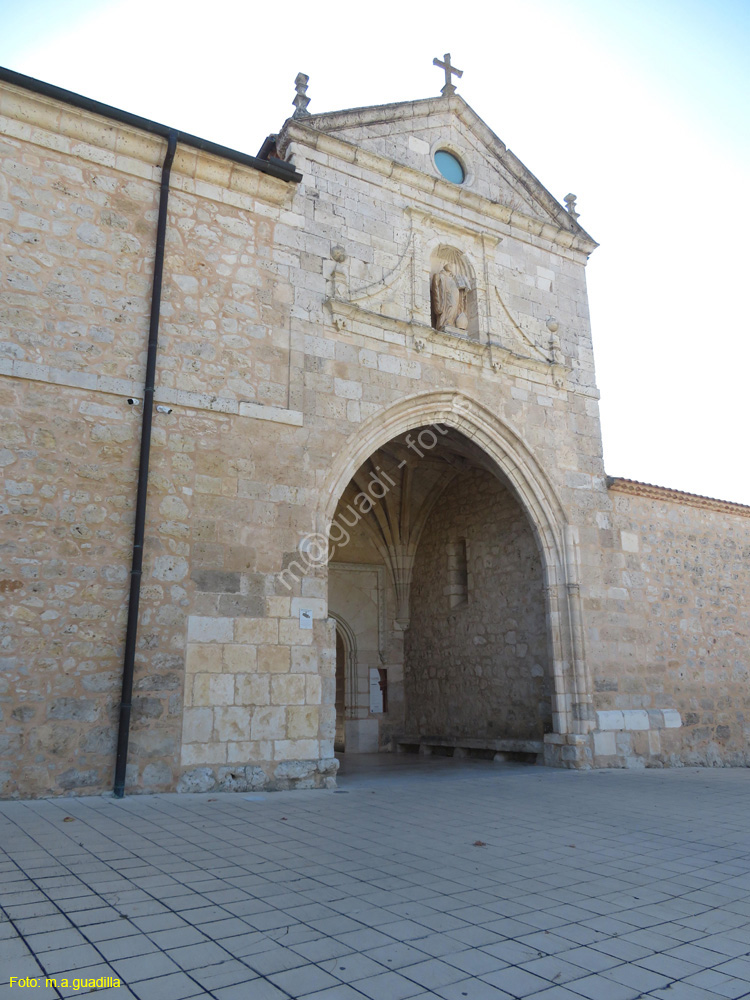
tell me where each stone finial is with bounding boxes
[292,72,311,118]
[564,193,580,220]
[433,53,463,97]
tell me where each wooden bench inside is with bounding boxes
[395,736,544,763]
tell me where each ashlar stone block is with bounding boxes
[192,673,234,708]
[187,616,234,642]
[305,674,322,705]
[271,674,305,706]
[287,705,319,739]
[181,742,226,765]
[214,706,251,742]
[185,644,223,674]
[235,618,279,644]
[279,618,314,645]
[621,531,639,552]
[291,597,327,618]
[291,646,318,673]
[251,706,287,740]
[226,740,272,763]
[222,643,258,673]
[182,707,213,744]
[273,738,318,761]
[622,709,649,730]
[235,675,269,706]
[596,710,624,731]
[265,596,290,617]
[258,645,291,673]
[593,730,616,756]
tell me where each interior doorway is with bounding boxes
[335,627,346,753]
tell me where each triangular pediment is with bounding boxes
[294,95,594,243]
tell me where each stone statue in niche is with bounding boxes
[431,262,471,332]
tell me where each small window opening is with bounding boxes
[378,669,388,714]
[445,538,469,608]
[369,668,387,714]
[435,149,465,184]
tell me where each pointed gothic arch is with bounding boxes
[319,389,594,747]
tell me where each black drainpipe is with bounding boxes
[114,131,178,798]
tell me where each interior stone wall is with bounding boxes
[405,468,551,741]
[328,563,385,720]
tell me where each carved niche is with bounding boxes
[429,246,477,338]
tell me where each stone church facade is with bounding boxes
[0,65,748,798]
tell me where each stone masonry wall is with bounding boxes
[589,485,750,767]
[0,83,325,796]
[0,378,145,796]
[1,79,623,795]
[405,468,551,741]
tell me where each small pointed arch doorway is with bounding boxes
[330,611,357,753]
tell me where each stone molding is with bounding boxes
[323,299,585,394]
[0,360,303,426]
[608,477,750,518]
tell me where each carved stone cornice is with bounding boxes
[607,477,750,518]
[406,205,502,246]
[323,297,579,392]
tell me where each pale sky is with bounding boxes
[3,0,749,503]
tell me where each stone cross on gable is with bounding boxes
[292,73,311,119]
[433,53,463,97]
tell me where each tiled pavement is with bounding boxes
[1,756,750,1000]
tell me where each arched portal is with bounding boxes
[319,391,594,768]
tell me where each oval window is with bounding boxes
[434,149,465,184]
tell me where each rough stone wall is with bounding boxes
[158,189,292,407]
[0,138,158,387]
[0,378,143,796]
[589,486,750,767]
[405,468,551,741]
[0,108,165,796]
[0,84,335,797]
